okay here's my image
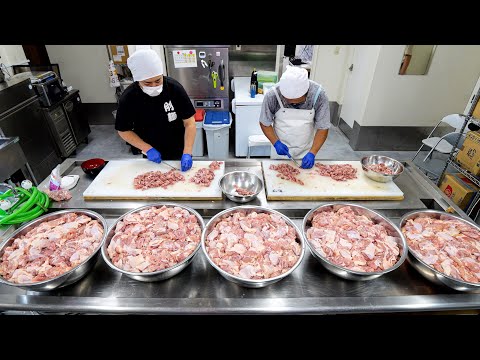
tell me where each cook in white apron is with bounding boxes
[270,83,323,159]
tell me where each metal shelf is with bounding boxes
[446,159,480,187]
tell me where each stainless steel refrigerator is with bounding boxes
[164,45,229,111]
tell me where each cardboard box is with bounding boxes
[109,45,129,64]
[473,98,480,120]
[455,131,480,175]
[439,172,480,210]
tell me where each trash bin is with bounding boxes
[203,111,232,159]
[193,109,205,157]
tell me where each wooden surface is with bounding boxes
[83,159,224,200]
[262,160,404,201]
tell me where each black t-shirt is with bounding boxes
[115,76,196,159]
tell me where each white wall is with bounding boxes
[0,45,28,77]
[46,45,116,103]
[339,45,381,127]
[311,45,349,102]
[362,45,480,127]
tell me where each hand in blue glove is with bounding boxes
[301,152,315,169]
[146,147,162,163]
[273,140,290,157]
[181,153,193,172]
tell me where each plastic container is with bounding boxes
[203,111,232,159]
[193,109,205,157]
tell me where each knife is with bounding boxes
[141,152,180,171]
[288,154,302,168]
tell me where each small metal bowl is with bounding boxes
[361,155,404,183]
[219,171,263,203]
[202,205,305,288]
[303,203,408,281]
[0,209,108,291]
[400,210,480,292]
[101,203,205,282]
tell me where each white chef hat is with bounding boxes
[279,66,310,99]
[127,49,164,82]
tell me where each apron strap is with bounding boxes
[312,86,323,109]
[272,86,285,109]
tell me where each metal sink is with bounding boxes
[0,137,19,151]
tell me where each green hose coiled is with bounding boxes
[0,186,50,225]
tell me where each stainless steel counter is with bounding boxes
[1,159,479,314]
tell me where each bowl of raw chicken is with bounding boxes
[303,203,408,281]
[361,155,404,183]
[202,205,305,288]
[101,203,205,282]
[219,171,263,203]
[0,209,108,291]
[400,210,480,291]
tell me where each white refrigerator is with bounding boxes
[232,77,271,157]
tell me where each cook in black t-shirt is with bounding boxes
[115,49,196,171]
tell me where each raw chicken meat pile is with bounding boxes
[134,170,185,190]
[314,163,358,181]
[234,185,255,196]
[107,206,201,273]
[269,164,304,185]
[205,210,302,280]
[366,163,395,175]
[402,215,480,283]
[0,212,104,284]
[306,206,402,272]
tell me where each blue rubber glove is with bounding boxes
[273,140,290,157]
[301,152,315,169]
[181,153,193,172]
[146,147,162,163]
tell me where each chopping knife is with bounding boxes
[288,154,302,168]
[141,151,181,171]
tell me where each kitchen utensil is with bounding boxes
[101,203,205,282]
[288,154,302,168]
[218,171,263,203]
[201,205,305,288]
[361,155,404,183]
[212,71,218,89]
[303,203,408,281]
[0,209,108,291]
[81,158,106,178]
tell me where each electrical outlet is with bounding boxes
[236,45,241,51]
[334,46,340,55]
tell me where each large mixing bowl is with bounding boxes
[303,203,408,281]
[400,210,480,292]
[361,155,404,183]
[0,209,108,291]
[202,205,305,288]
[101,203,205,282]
[218,171,263,203]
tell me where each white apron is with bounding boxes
[270,83,322,159]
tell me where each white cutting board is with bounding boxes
[262,160,404,201]
[83,159,225,200]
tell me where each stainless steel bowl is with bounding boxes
[0,209,108,291]
[361,155,404,183]
[303,203,408,281]
[101,203,205,282]
[219,171,263,203]
[399,210,480,292]
[202,205,305,288]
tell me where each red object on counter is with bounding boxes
[194,109,205,122]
